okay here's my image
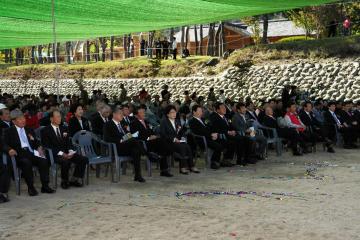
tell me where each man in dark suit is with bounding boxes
[232,102,266,160]
[159,105,198,174]
[188,105,224,169]
[323,102,357,149]
[3,110,55,196]
[130,104,173,177]
[41,110,89,189]
[262,107,303,156]
[208,102,246,166]
[90,104,111,136]
[103,107,146,182]
[0,107,12,136]
[339,101,360,148]
[299,101,334,153]
[121,104,135,131]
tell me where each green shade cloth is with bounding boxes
[0,0,337,49]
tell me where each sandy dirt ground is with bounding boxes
[0,147,360,240]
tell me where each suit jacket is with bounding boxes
[246,111,258,122]
[188,117,212,140]
[338,110,356,125]
[40,125,72,155]
[323,110,339,126]
[103,120,127,144]
[262,115,279,129]
[0,120,11,137]
[2,125,40,154]
[159,117,185,143]
[232,112,252,135]
[208,112,232,134]
[68,116,91,137]
[130,118,154,141]
[91,112,107,135]
[354,109,360,123]
[299,110,320,128]
[121,116,135,127]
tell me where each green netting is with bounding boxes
[0,0,337,49]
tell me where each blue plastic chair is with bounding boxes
[72,130,114,184]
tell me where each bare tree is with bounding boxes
[194,25,198,55]
[181,26,185,54]
[38,45,43,64]
[199,24,203,55]
[85,41,90,62]
[123,35,127,59]
[47,43,52,63]
[31,46,36,64]
[65,41,71,64]
[261,14,269,44]
[185,26,190,50]
[94,39,100,62]
[110,36,115,60]
[207,23,215,56]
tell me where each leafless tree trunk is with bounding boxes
[85,41,90,62]
[31,46,36,64]
[220,21,226,57]
[185,26,190,50]
[4,49,10,63]
[199,24,203,55]
[207,23,215,56]
[94,40,100,62]
[38,45,43,64]
[194,25,198,55]
[123,35,127,59]
[110,36,115,60]
[47,43,52,63]
[261,15,269,44]
[181,26,185,55]
[66,41,71,64]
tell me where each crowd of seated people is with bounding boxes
[0,86,359,204]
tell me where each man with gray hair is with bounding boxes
[2,109,55,196]
[91,104,112,136]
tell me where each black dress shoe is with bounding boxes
[160,171,173,177]
[69,180,83,187]
[61,181,70,189]
[28,187,39,196]
[41,186,56,194]
[0,194,9,203]
[134,176,146,183]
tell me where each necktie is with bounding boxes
[118,123,125,134]
[332,112,341,125]
[223,116,229,126]
[56,128,62,139]
[20,128,33,152]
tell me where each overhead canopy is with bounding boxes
[0,0,337,50]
